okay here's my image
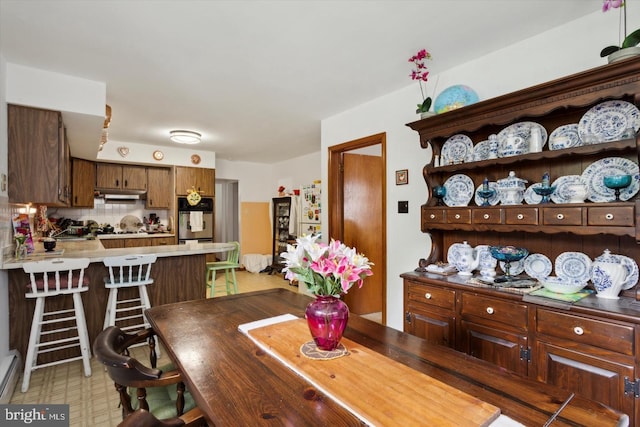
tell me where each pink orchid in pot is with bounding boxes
[601,0,640,62]
[282,234,373,351]
[409,48,434,118]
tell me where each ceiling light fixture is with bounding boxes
[170,130,201,144]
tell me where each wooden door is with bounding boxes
[147,168,171,208]
[341,153,383,314]
[175,166,196,195]
[122,165,147,190]
[71,158,95,207]
[197,168,215,196]
[96,163,122,189]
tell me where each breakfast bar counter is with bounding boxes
[4,241,234,364]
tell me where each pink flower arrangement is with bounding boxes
[282,234,373,296]
[409,48,433,113]
[601,0,640,57]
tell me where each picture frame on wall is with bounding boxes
[396,169,408,185]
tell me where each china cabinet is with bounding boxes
[270,196,293,273]
[8,104,70,206]
[404,58,640,424]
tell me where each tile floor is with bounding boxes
[9,270,381,426]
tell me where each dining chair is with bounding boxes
[21,257,92,392]
[93,326,198,422]
[116,408,205,427]
[205,241,240,297]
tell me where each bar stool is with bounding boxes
[205,242,240,297]
[22,258,92,392]
[102,254,158,335]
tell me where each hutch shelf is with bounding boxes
[404,58,640,425]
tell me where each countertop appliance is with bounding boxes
[177,197,214,243]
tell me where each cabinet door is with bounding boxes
[460,320,529,376]
[96,163,123,189]
[175,166,195,195]
[197,168,215,196]
[146,168,171,208]
[122,165,147,190]
[59,127,70,205]
[406,309,455,348]
[535,340,635,421]
[8,105,65,205]
[100,239,125,249]
[124,238,153,248]
[152,236,175,246]
[71,158,95,207]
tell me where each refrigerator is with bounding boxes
[297,183,321,237]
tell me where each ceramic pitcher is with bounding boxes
[591,249,627,299]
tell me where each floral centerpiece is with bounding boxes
[14,232,26,259]
[408,48,433,117]
[282,234,373,351]
[601,0,640,60]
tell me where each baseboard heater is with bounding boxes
[0,350,21,404]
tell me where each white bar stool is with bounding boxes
[22,257,92,393]
[102,254,158,343]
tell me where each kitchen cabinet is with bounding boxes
[146,167,172,208]
[71,158,95,208]
[175,166,215,196]
[96,163,146,191]
[100,236,176,249]
[8,104,70,206]
[403,59,640,425]
[100,239,124,249]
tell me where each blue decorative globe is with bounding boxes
[433,85,479,114]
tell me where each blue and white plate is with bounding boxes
[524,183,543,204]
[555,251,592,284]
[549,123,582,149]
[578,100,640,143]
[610,253,640,290]
[447,242,467,268]
[473,140,491,161]
[442,134,473,164]
[474,182,500,206]
[550,175,583,204]
[499,259,526,276]
[476,245,498,270]
[497,121,548,152]
[581,157,640,202]
[524,253,552,280]
[443,174,474,207]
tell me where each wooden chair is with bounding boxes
[21,257,92,392]
[116,408,205,427]
[205,241,240,297]
[93,326,198,422]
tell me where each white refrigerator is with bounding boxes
[297,183,321,237]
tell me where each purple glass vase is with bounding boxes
[305,296,349,351]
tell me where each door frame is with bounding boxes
[328,132,386,323]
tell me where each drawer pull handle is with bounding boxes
[430,214,436,219]
[605,213,614,220]
[517,214,524,220]
[486,307,494,315]
[455,214,461,219]
[573,326,584,336]
[483,214,490,220]
[556,213,564,220]
[425,293,432,300]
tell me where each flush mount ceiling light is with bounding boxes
[170,130,201,144]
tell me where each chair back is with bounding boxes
[226,241,240,264]
[103,254,158,288]
[22,257,90,297]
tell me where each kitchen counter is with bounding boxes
[6,241,235,363]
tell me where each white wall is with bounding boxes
[321,9,635,331]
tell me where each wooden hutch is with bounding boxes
[402,58,640,424]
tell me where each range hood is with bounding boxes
[95,189,147,203]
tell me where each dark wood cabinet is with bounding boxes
[100,236,175,249]
[404,281,455,347]
[270,197,293,273]
[175,166,214,196]
[71,158,95,207]
[146,167,172,208]
[96,163,146,191]
[8,104,70,206]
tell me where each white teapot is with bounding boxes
[455,241,481,276]
[590,249,628,299]
[497,171,528,205]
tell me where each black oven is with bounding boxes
[177,197,214,243]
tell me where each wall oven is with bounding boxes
[177,197,214,243]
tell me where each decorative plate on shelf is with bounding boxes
[580,157,640,202]
[497,121,548,151]
[555,251,592,284]
[446,243,466,266]
[153,150,164,161]
[548,123,582,149]
[550,175,583,204]
[443,174,474,207]
[472,140,491,161]
[475,244,498,270]
[524,183,544,205]
[578,100,640,143]
[474,182,500,206]
[191,154,201,165]
[441,134,473,164]
[499,259,526,276]
[524,253,552,280]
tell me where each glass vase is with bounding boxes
[305,295,349,351]
[15,243,27,260]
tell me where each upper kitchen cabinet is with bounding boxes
[146,167,172,209]
[8,104,70,206]
[71,158,95,208]
[96,163,146,191]
[175,166,215,196]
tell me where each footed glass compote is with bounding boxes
[433,185,446,206]
[603,174,632,202]
[490,245,528,283]
[477,187,496,206]
[533,185,556,204]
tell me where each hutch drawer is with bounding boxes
[587,206,634,227]
[472,208,501,224]
[536,309,634,356]
[461,292,528,331]
[407,282,456,311]
[504,208,538,225]
[541,207,583,226]
[446,209,471,224]
[423,208,446,224]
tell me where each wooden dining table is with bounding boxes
[145,288,627,426]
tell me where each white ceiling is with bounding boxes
[0,0,602,164]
